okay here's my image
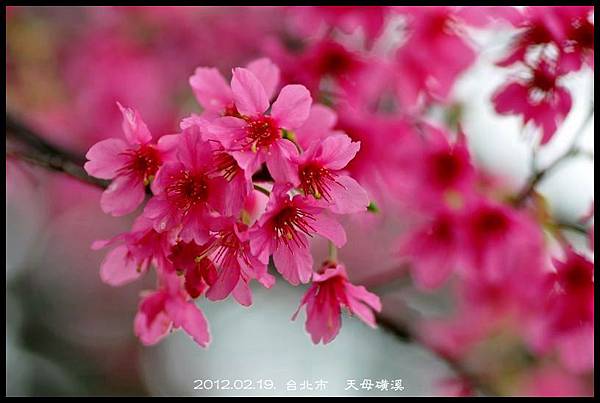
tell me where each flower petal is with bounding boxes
[231,67,269,116]
[99,245,144,286]
[117,102,152,145]
[246,57,280,100]
[166,298,211,348]
[273,240,313,285]
[311,213,347,247]
[271,84,312,129]
[84,138,129,179]
[189,67,233,112]
[101,175,145,216]
[328,175,369,214]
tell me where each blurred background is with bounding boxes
[5,6,594,396]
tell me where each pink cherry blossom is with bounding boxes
[541,247,594,373]
[199,219,275,306]
[289,6,389,45]
[398,210,464,290]
[394,7,476,108]
[290,134,369,214]
[206,67,312,181]
[84,103,168,216]
[493,59,572,144]
[393,123,475,212]
[497,6,594,73]
[249,184,347,285]
[91,215,171,286]
[292,261,382,344]
[461,198,545,281]
[189,57,281,119]
[134,286,211,348]
[143,125,231,244]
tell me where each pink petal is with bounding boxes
[492,82,530,115]
[156,133,181,161]
[231,67,269,116]
[231,149,263,177]
[249,226,275,264]
[272,241,313,285]
[206,265,241,302]
[411,252,455,290]
[99,245,143,286]
[134,292,171,346]
[165,298,211,348]
[311,213,347,247]
[296,104,338,149]
[84,138,129,179]
[101,175,145,216]
[178,126,213,171]
[318,134,360,170]
[305,289,341,344]
[345,283,382,327]
[271,84,312,130]
[266,140,299,184]
[189,67,233,112]
[205,116,246,148]
[117,102,152,145]
[246,57,280,100]
[232,280,253,307]
[328,175,370,214]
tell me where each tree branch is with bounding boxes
[6,113,109,189]
[514,105,594,206]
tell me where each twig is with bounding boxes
[514,106,594,206]
[6,113,109,189]
[374,313,499,396]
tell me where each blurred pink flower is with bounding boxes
[497,6,594,73]
[493,60,572,144]
[289,6,389,45]
[395,7,476,108]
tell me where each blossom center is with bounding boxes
[273,203,316,248]
[530,67,556,93]
[429,150,465,188]
[299,162,338,200]
[243,115,280,152]
[560,260,593,293]
[472,209,510,239]
[570,18,594,50]
[120,144,161,184]
[166,170,209,211]
[212,151,239,181]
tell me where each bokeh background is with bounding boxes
[6,6,594,396]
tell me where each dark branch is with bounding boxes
[6,113,109,189]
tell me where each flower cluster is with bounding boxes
[492,6,594,144]
[8,6,593,396]
[85,58,379,347]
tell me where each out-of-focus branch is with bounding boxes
[514,105,594,206]
[6,112,109,189]
[374,312,499,396]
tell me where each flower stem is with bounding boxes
[253,183,271,196]
[327,241,338,263]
